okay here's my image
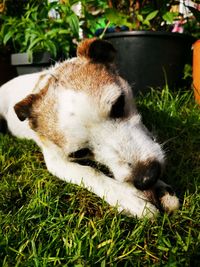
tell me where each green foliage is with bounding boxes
[81,0,199,36]
[162,11,178,24]
[80,0,109,37]
[0,88,200,266]
[93,0,180,31]
[1,0,199,55]
[0,0,81,58]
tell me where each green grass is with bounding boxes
[0,87,200,266]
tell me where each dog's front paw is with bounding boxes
[155,183,180,214]
[111,183,159,218]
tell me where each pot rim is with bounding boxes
[104,30,195,41]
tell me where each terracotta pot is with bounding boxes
[193,40,200,104]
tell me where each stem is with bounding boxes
[108,0,113,8]
[135,0,140,29]
[99,20,111,39]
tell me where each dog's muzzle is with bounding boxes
[133,160,162,190]
[69,149,162,191]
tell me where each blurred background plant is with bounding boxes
[81,0,200,38]
[0,0,199,58]
[182,0,200,39]
[99,0,180,31]
[0,0,81,58]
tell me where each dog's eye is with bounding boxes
[110,94,125,119]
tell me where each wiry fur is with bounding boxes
[0,38,179,218]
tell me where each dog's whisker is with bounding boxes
[162,136,179,146]
[49,73,59,81]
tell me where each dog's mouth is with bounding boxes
[68,148,93,159]
[69,148,114,178]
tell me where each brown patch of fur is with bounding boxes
[77,38,116,64]
[14,94,40,121]
[28,79,66,148]
[54,59,119,98]
[77,38,97,59]
[69,63,117,93]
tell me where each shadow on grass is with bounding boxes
[137,88,200,198]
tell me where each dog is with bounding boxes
[0,38,179,218]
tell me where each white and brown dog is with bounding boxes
[0,38,179,218]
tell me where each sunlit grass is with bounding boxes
[0,87,199,266]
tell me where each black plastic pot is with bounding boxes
[105,31,195,94]
[11,52,52,75]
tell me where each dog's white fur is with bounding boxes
[0,39,179,218]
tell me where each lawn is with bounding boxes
[0,87,199,266]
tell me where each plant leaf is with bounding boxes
[162,12,178,24]
[137,14,144,22]
[105,8,131,27]
[44,40,57,57]
[145,10,159,21]
[27,37,44,51]
[66,13,79,36]
[3,30,15,44]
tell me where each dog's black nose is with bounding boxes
[134,160,161,190]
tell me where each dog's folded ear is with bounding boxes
[14,94,38,121]
[77,38,116,64]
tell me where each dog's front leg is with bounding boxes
[42,147,158,218]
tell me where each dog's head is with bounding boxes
[14,38,165,190]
